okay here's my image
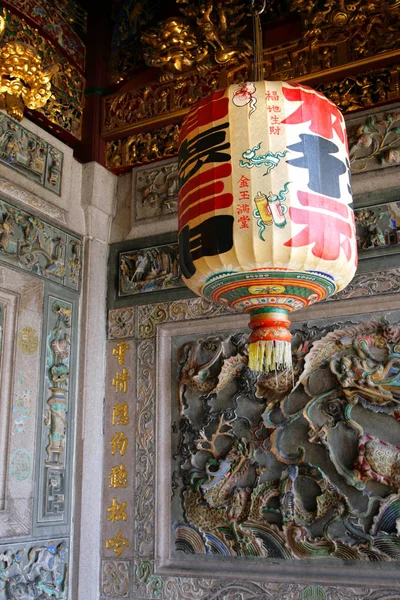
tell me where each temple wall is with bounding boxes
[0,110,117,600]
[101,103,400,599]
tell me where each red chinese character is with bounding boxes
[237,204,250,215]
[266,91,279,101]
[270,115,280,124]
[238,175,250,188]
[284,190,356,264]
[238,215,250,228]
[281,84,344,143]
[269,126,281,135]
[239,190,250,201]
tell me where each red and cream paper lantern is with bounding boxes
[178,81,357,373]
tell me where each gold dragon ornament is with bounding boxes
[0,10,58,121]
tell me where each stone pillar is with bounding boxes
[73,162,117,600]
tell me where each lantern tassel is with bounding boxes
[248,339,292,373]
[248,308,292,373]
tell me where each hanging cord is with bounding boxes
[251,0,266,81]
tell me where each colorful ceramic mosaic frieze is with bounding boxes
[0,197,82,289]
[0,113,63,195]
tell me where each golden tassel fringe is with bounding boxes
[248,340,292,373]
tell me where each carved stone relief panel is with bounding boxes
[0,194,82,290]
[347,104,400,173]
[167,316,400,566]
[34,292,77,530]
[133,158,178,222]
[0,112,63,195]
[156,307,400,590]
[0,198,81,598]
[0,537,69,598]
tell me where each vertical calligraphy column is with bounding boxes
[103,338,136,567]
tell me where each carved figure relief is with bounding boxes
[119,244,183,297]
[172,317,400,561]
[0,197,81,290]
[0,540,68,599]
[44,301,71,468]
[0,113,63,194]
[355,201,400,252]
[134,160,179,220]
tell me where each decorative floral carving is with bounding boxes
[349,111,400,171]
[317,66,400,115]
[135,340,156,558]
[108,308,135,340]
[169,296,233,322]
[103,70,220,136]
[101,560,130,597]
[138,304,168,339]
[135,560,163,598]
[133,560,397,600]
[332,268,400,300]
[106,124,181,171]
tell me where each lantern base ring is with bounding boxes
[248,308,292,373]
